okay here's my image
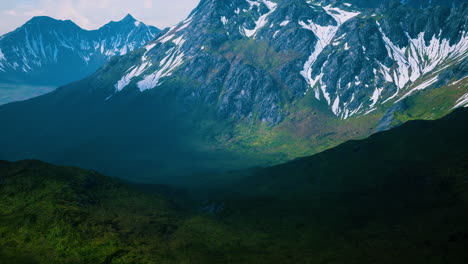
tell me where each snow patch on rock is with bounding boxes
[244,0,277,38]
[137,35,187,91]
[453,92,468,109]
[300,4,360,118]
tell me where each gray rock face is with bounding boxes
[375,101,408,132]
[0,0,466,182]
[322,0,465,9]
[104,0,467,124]
[0,15,159,86]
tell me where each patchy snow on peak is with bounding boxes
[369,88,383,108]
[97,0,467,125]
[221,16,228,25]
[453,92,468,109]
[144,43,157,52]
[300,4,360,115]
[137,35,188,92]
[155,15,193,46]
[0,49,5,61]
[0,15,159,86]
[396,75,439,103]
[322,5,360,25]
[243,0,278,38]
[344,42,350,50]
[114,61,151,91]
[300,2,466,120]
[375,22,468,104]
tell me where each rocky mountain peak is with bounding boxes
[27,16,63,24]
[22,16,81,31]
[122,13,137,22]
[106,0,466,125]
[0,0,466,182]
[0,15,160,86]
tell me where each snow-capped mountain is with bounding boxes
[105,0,467,123]
[0,14,159,86]
[0,0,466,181]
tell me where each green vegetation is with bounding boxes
[212,89,383,166]
[390,78,468,125]
[1,109,468,263]
[220,39,299,72]
[211,76,467,168]
[0,160,179,263]
[233,108,468,198]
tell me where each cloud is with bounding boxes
[0,0,200,35]
[4,10,17,16]
[23,9,47,17]
[52,0,94,28]
[144,0,153,9]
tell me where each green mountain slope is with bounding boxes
[0,1,466,183]
[1,109,468,263]
[216,107,468,263]
[232,108,468,198]
[0,160,182,263]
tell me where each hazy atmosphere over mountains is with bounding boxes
[0,0,198,35]
[0,0,466,182]
[0,15,159,86]
[0,1,467,263]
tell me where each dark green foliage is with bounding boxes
[1,109,468,263]
[0,0,466,184]
[233,108,468,198]
[0,160,180,263]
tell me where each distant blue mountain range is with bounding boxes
[0,14,159,87]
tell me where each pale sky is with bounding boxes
[0,0,200,35]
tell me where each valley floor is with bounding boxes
[1,109,467,263]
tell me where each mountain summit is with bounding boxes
[0,0,466,182]
[0,15,160,86]
[106,0,466,122]
[122,14,137,21]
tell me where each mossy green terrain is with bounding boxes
[209,77,467,168]
[193,38,468,168]
[0,160,180,263]
[390,78,468,125]
[1,109,468,263]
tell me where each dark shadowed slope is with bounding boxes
[232,107,468,199]
[1,109,468,263]
[0,0,466,183]
[0,160,182,263]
